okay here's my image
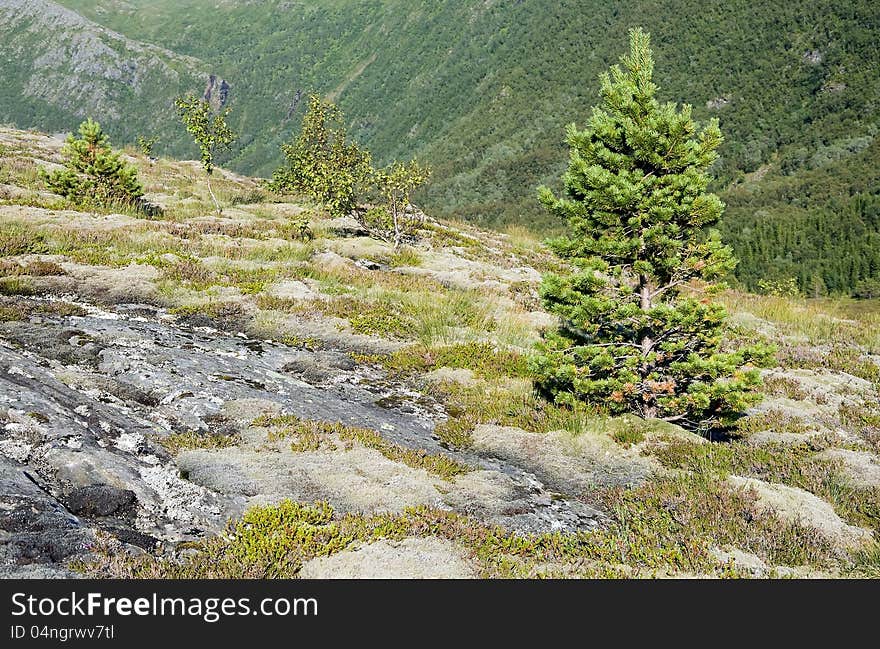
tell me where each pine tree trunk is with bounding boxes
[639,274,653,353]
[639,274,658,418]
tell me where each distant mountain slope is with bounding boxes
[6,0,880,292]
[0,0,212,148]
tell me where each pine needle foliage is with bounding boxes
[532,29,773,429]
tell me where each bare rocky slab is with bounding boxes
[298,537,476,579]
[0,298,605,574]
[470,424,656,495]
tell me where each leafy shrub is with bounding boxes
[136,135,159,158]
[354,161,431,248]
[175,93,237,215]
[757,277,801,297]
[270,95,372,217]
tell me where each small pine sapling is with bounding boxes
[43,118,144,210]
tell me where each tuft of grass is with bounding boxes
[612,420,648,448]
[406,290,495,346]
[434,415,477,449]
[0,303,26,322]
[169,301,246,322]
[159,430,240,455]
[431,378,604,437]
[721,291,880,351]
[387,246,422,267]
[778,343,880,384]
[73,500,350,579]
[849,543,880,578]
[273,295,413,338]
[368,341,530,380]
[255,414,469,480]
[161,257,216,288]
[279,333,321,351]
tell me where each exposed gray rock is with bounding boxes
[1,298,609,575]
[281,350,358,384]
[299,537,476,579]
[65,484,137,518]
[470,424,656,494]
[0,455,93,567]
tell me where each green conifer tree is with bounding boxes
[532,29,773,429]
[44,119,143,208]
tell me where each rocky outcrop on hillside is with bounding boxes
[0,0,210,127]
[0,295,609,577]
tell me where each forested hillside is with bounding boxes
[3,0,879,293]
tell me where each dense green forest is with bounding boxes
[723,136,880,295]
[3,0,879,294]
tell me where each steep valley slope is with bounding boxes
[3,0,879,294]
